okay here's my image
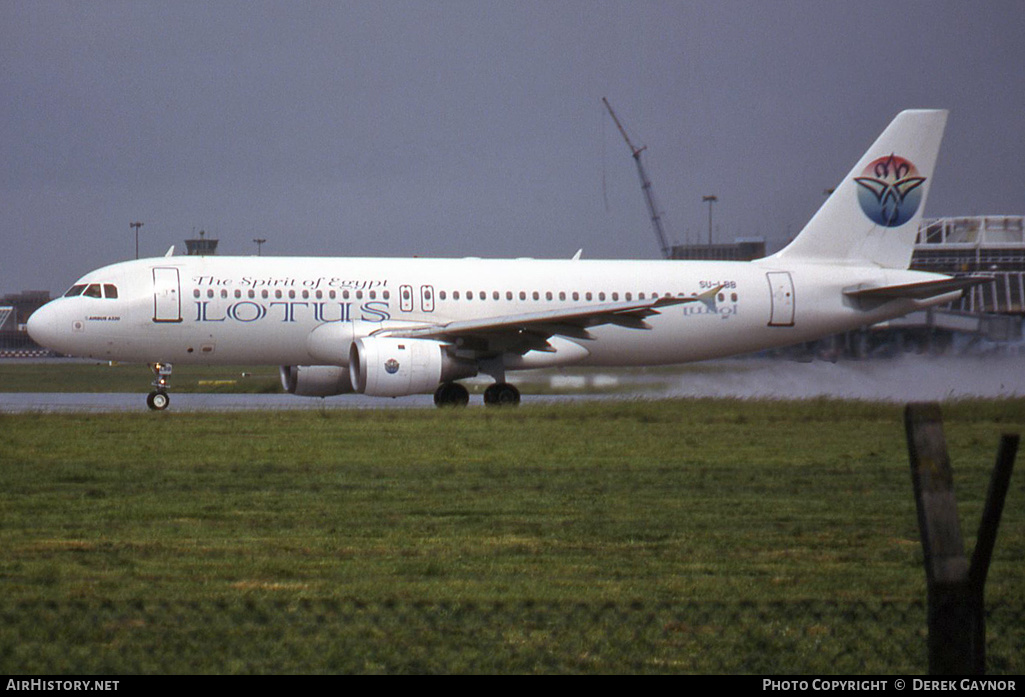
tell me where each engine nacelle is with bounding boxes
[349,337,476,397]
[279,365,354,397]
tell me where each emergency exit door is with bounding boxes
[766,272,795,327]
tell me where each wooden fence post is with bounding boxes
[905,403,973,674]
[968,433,1019,673]
[904,403,1018,675]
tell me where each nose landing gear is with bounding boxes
[147,362,173,411]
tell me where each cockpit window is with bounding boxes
[65,283,118,298]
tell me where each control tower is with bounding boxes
[185,230,218,256]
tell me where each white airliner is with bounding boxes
[28,110,985,409]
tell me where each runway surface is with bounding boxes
[1,355,1022,413]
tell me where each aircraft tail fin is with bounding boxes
[767,110,948,269]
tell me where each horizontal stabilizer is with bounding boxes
[844,276,993,301]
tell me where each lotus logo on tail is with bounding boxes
[854,154,926,227]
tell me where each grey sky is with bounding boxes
[3,0,1023,294]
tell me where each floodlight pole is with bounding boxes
[253,238,266,256]
[130,221,144,260]
[702,196,717,245]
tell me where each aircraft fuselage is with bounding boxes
[28,254,955,368]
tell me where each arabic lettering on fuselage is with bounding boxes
[683,303,737,320]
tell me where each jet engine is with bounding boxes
[279,365,354,397]
[348,337,476,397]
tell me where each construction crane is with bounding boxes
[602,97,673,259]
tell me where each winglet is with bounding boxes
[164,246,175,257]
[678,284,723,311]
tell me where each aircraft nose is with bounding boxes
[26,302,63,351]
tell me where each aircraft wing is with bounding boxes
[844,275,993,301]
[372,286,721,355]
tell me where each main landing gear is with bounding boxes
[433,381,521,408]
[147,362,173,411]
[483,382,521,407]
[433,382,469,407]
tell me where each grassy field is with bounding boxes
[1,399,1023,673]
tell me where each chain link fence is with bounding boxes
[3,598,1023,673]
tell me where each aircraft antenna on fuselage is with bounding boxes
[602,97,673,260]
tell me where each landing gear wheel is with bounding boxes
[147,362,173,411]
[434,382,470,408]
[147,390,170,411]
[483,382,520,407]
